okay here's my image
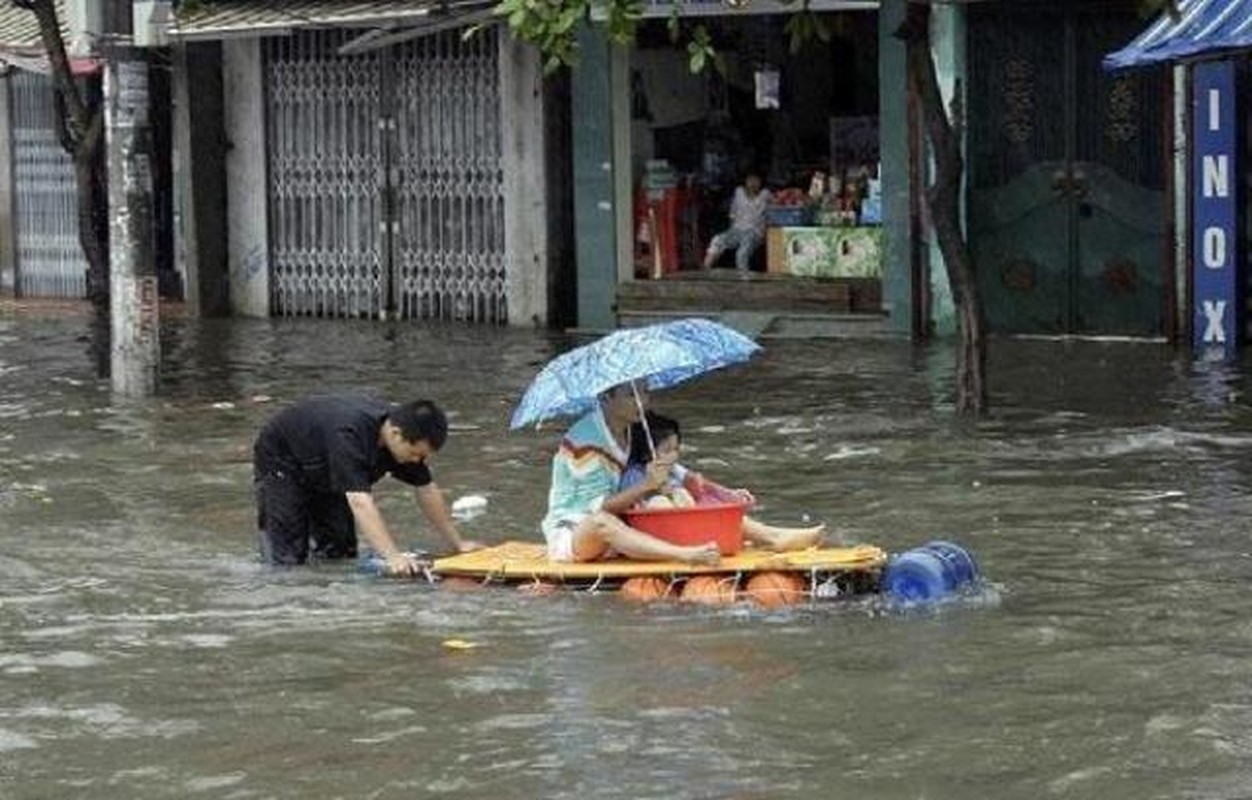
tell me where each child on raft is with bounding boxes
[619,411,826,551]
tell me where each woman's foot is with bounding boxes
[677,542,722,565]
[763,523,826,552]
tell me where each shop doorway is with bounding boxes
[627,12,880,283]
[967,1,1169,337]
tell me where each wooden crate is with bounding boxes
[766,227,787,274]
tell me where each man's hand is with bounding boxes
[382,552,425,578]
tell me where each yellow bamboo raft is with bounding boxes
[430,541,888,599]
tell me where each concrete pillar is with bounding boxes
[106,49,159,396]
[0,79,14,296]
[172,41,229,316]
[878,0,914,335]
[1174,64,1189,342]
[610,44,632,287]
[499,35,549,326]
[222,38,269,317]
[571,24,618,331]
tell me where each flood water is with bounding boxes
[3,312,1252,799]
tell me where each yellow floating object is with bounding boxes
[441,639,480,651]
[431,541,886,582]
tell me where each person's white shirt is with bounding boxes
[729,186,772,235]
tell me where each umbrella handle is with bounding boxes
[630,381,656,461]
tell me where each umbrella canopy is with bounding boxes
[510,318,762,430]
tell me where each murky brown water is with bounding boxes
[3,314,1252,799]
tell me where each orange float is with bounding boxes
[516,581,558,596]
[680,574,739,605]
[743,571,807,609]
[619,576,673,602]
[439,576,485,592]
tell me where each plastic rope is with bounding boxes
[587,572,606,594]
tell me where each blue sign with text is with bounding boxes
[1192,61,1239,355]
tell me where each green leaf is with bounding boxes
[691,51,705,73]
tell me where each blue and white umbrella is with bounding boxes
[509,318,762,430]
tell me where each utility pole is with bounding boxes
[105,3,158,397]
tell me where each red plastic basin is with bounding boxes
[623,502,746,555]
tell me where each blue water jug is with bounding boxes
[924,540,980,586]
[882,540,981,602]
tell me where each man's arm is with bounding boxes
[414,482,482,554]
[345,490,420,576]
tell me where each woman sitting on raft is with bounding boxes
[540,384,823,564]
[620,411,826,551]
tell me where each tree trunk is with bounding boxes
[75,131,108,376]
[74,117,106,304]
[896,2,988,414]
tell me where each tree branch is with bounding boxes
[13,0,91,148]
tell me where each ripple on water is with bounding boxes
[822,445,882,461]
[475,713,554,732]
[0,727,38,752]
[7,702,201,740]
[0,650,102,670]
[350,724,428,744]
[177,634,234,649]
[183,773,247,792]
[448,672,529,695]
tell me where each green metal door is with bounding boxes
[968,2,1168,336]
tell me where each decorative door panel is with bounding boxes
[1072,18,1166,335]
[968,2,1167,337]
[968,10,1070,333]
[9,71,86,298]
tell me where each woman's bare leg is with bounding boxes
[572,512,720,564]
[741,516,826,552]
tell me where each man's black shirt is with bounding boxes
[253,393,432,494]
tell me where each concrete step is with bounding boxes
[616,309,893,340]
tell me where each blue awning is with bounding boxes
[1105,0,1252,70]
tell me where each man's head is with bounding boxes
[744,173,763,195]
[382,400,447,463]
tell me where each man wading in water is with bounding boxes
[253,394,481,576]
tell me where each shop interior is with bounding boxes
[630,11,881,282]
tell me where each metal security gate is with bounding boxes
[264,28,506,322]
[9,70,87,298]
[393,31,505,322]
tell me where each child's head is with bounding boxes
[629,411,681,465]
[744,173,763,194]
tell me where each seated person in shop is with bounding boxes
[702,171,771,272]
[619,411,826,550]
